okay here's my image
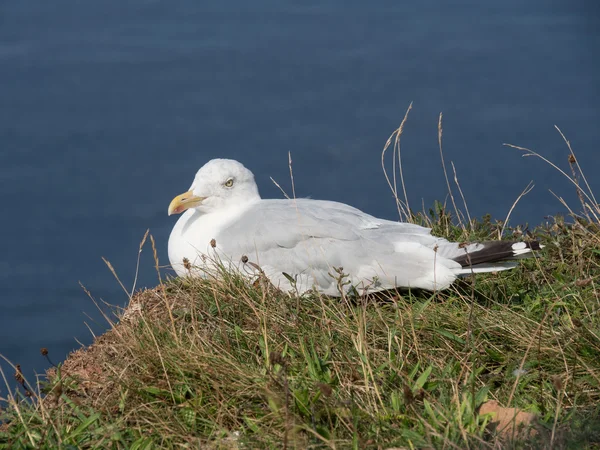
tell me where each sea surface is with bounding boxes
[1,1,599,382]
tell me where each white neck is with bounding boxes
[168,200,259,275]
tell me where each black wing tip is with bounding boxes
[526,241,543,251]
[453,240,543,267]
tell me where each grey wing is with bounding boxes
[216,198,439,252]
[214,199,459,294]
[216,199,360,251]
[213,200,362,293]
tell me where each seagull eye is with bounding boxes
[224,178,234,188]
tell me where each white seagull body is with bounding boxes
[167,159,539,296]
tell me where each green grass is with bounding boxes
[1,205,599,449]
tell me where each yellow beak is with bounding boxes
[168,191,206,215]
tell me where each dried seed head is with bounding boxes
[14,365,24,384]
[568,154,576,164]
[40,347,57,368]
[552,375,564,391]
[318,382,333,398]
[182,257,191,270]
[210,238,216,248]
[332,266,344,275]
[458,242,468,249]
[270,351,285,366]
[241,255,249,264]
[403,385,414,404]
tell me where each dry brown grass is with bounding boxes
[2,218,598,449]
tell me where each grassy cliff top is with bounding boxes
[1,206,599,449]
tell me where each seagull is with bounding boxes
[167,159,540,296]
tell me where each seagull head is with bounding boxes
[168,159,261,215]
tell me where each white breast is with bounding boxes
[168,203,257,276]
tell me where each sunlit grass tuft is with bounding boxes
[2,206,599,449]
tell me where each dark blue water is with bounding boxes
[1,1,599,383]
